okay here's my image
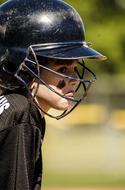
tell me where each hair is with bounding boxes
[0,55,52,96]
[0,69,33,96]
[0,58,34,96]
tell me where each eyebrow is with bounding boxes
[51,59,79,66]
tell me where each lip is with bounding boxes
[64,91,74,99]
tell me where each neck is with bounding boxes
[34,96,50,118]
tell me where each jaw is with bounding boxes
[36,93,72,112]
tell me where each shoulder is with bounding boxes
[0,93,30,131]
[6,93,29,107]
[0,93,29,114]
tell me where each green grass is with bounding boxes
[43,172,125,188]
[42,126,125,188]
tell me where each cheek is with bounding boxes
[34,82,72,110]
[35,83,62,100]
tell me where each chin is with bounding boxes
[55,100,71,111]
[48,97,73,111]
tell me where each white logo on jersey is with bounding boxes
[0,96,10,115]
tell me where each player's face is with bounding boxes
[31,59,79,114]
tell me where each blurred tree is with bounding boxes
[65,0,125,74]
[0,0,5,4]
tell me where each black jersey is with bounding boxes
[0,93,45,190]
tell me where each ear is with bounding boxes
[29,80,39,97]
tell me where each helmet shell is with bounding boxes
[0,0,84,46]
[0,0,106,65]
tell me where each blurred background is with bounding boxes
[42,0,125,189]
[0,0,125,189]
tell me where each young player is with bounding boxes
[0,0,106,189]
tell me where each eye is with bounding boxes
[57,67,67,74]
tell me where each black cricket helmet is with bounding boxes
[0,0,106,119]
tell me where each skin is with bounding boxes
[30,59,79,117]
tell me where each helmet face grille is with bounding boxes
[13,46,96,119]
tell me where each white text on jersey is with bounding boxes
[0,96,10,115]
